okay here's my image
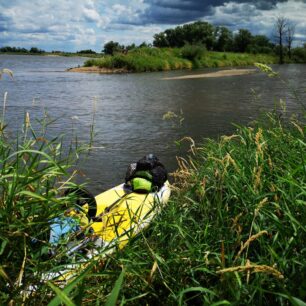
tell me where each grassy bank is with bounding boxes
[3,111,306,305]
[63,110,303,306]
[84,47,278,72]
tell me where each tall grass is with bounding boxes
[84,47,278,73]
[0,97,95,304]
[73,109,305,305]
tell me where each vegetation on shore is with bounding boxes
[0,101,96,304]
[80,19,305,73]
[83,47,278,73]
[79,110,305,306]
[2,105,305,305]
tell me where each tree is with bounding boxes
[30,47,45,54]
[77,49,96,54]
[153,21,215,49]
[102,41,123,55]
[275,16,288,64]
[214,26,233,52]
[181,21,215,50]
[286,22,295,60]
[153,32,169,47]
[234,29,253,52]
[248,35,274,54]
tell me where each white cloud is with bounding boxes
[205,0,306,44]
[0,0,152,50]
[1,0,305,51]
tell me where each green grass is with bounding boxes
[84,47,278,72]
[71,109,304,305]
[0,110,95,304]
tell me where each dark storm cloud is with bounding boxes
[141,0,289,24]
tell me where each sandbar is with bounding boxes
[67,66,128,74]
[162,68,256,80]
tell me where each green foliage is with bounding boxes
[77,49,96,54]
[234,29,253,53]
[292,47,306,63]
[153,21,275,55]
[84,47,193,72]
[103,41,124,55]
[105,269,125,306]
[0,46,45,54]
[214,26,234,52]
[80,109,306,305]
[153,21,215,50]
[181,44,206,61]
[29,47,45,54]
[84,48,277,72]
[0,110,94,304]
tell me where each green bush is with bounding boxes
[292,47,306,63]
[181,44,206,61]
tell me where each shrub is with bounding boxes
[181,44,206,61]
[292,47,306,63]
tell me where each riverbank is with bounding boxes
[74,47,278,73]
[81,110,306,305]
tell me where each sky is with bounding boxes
[0,0,306,52]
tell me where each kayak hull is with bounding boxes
[42,181,171,283]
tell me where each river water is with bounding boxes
[0,55,305,193]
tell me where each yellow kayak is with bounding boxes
[42,181,171,283]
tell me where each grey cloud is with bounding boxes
[140,0,289,24]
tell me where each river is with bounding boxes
[0,55,305,193]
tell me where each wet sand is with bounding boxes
[162,68,256,80]
[67,66,128,73]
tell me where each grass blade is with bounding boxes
[105,268,125,306]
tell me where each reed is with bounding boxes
[0,91,98,304]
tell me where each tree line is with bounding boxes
[0,46,98,55]
[153,20,295,57]
[102,19,305,64]
[0,46,45,54]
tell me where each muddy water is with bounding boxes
[1,55,305,193]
